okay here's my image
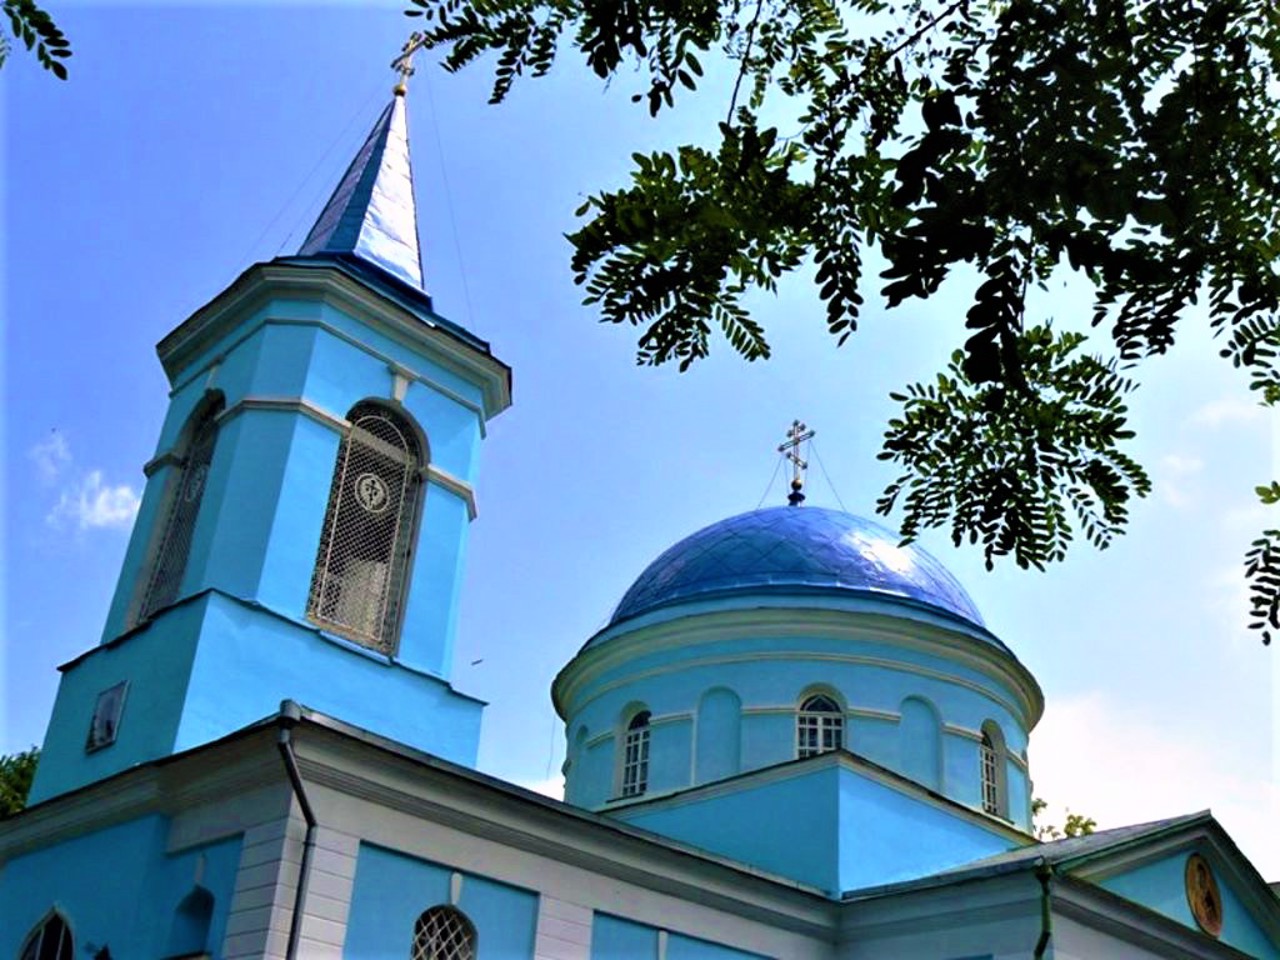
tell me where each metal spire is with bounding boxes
[297,34,428,291]
[778,420,815,506]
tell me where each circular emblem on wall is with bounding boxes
[355,472,391,514]
[1185,853,1223,937]
[184,463,208,502]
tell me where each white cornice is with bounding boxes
[553,606,1043,729]
[156,262,511,420]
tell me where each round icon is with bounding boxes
[1185,853,1223,937]
[355,472,391,514]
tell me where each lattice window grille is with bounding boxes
[140,408,220,619]
[797,694,844,759]
[621,711,651,797]
[980,732,1001,815]
[309,405,421,653]
[411,906,476,960]
[20,912,73,960]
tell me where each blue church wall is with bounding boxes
[833,765,1016,891]
[1097,854,1278,959]
[614,763,1018,894]
[592,916,767,960]
[173,592,482,764]
[253,413,339,618]
[0,815,240,960]
[617,767,841,891]
[592,914,659,960]
[30,599,205,802]
[345,843,537,960]
[401,482,471,678]
[695,688,742,784]
[562,624,1032,828]
[36,587,484,801]
[899,697,942,790]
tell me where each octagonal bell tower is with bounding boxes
[31,82,510,803]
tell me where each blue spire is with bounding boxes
[298,92,426,291]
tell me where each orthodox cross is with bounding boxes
[391,32,428,95]
[778,420,815,506]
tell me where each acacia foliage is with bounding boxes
[406,0,1280,642]
[1,0,70,78]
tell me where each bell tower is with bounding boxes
[29,66,510,803]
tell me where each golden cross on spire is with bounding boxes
[778,420,815,506]
[391,32,427,96]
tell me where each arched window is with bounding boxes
[980,721,1008,818]
[797,693,844,758]
[411,905,476,960]
[308,402,424,653]
[139,398,222,619]
[621,710,651,797]
[19,911,73,960]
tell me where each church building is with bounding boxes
[3,48,1279,960]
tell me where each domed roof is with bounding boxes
[610,506,984,627]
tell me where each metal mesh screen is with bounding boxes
[309,404,422,653]
[797,695,844,758]
[411,906,476,960]
[140,406,221,619]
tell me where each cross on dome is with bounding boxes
[778,419,815,506]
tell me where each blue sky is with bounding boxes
[3,5,1276,877]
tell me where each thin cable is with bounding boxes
[810,441,850,513]
[264,77,389,260]
[756,453,785,509]
[420,65,477,326]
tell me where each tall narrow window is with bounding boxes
[140,400,222,619]
[797,694,844,758]
[309,402,424,653]
[19,911,73,960]
[411,905,476,960]
[621,710,651,797]
[980,721,1008,817]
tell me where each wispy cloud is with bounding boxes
[1157,453,1204,508]
[1190,397,1267,429]
[30,434,141,533]
[1031,692,1279,880]
[28,431,71,484]
[47,470,141,531]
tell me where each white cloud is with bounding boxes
[1190,397,1267,429]
[1156,453,1204,508]
[513,774,565,801]
[28,432,71,484]
[46,470,141,532]
[1031,692,1280,880]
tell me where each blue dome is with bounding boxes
[610,506,984,627]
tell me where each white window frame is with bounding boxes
[621,710,651,797]
[980,721,1009,818]
[797,693,844,759]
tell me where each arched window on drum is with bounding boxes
[308,401,425,653]
[797,692,844,759]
